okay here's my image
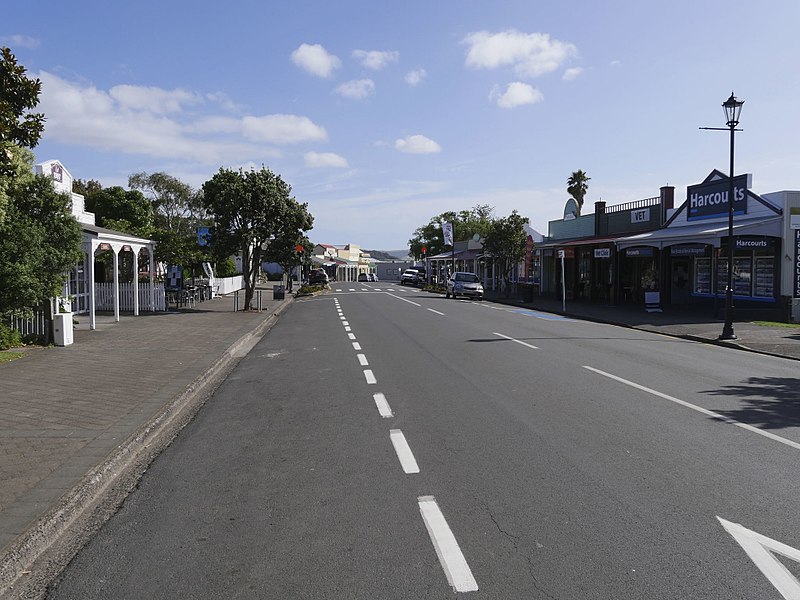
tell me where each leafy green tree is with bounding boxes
[0,47,45,223]
[88,186,154,236]
[72,178,102,196]
[202,166,310,310]
[128,171,206,272]
[408,205,494,259]
[263,197,314,292]
[482,210,529,296]
[567,170,590,215]
[0,150,82,314]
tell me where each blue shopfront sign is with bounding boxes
[670,244,708,257]
[625,247,653,257]
[687,174,748,221]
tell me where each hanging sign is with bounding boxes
[626,247,654,257]
[594,248,611,258]
[687,174,749,221]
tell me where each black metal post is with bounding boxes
[719,120,737,340]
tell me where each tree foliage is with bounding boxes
[202,166,313,309]
[408,205,494,259]
[567,170,590,214]
[0,47,45,223]
[0,155,82,313]
[72,178,102,197]
[482,210,529,295]
[88,186,153,236]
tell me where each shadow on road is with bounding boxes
[703,377,800,430]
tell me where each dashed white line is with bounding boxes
[349,288,355,291]
[345,326,352,332]
[373,393,393,418]
[340,316,346,320]
[386,292,421,306]
[584,366,800,452]
[357,353,369,366]
[418,496,479,593]
[352,342,362,350]
[348,333,356,340]
[363,369,377,384]
[427,308,445,315]
[390,429,420,473]
[342,321,349,326]
[493,332,539,350]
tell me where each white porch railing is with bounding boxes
[93,282,166,312]
[216,275,244,295]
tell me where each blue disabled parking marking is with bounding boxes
[510,308,570,320]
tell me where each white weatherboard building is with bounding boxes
[36,160,162,331]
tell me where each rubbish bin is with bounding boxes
[53,312,74,346]
[273,285,285,300]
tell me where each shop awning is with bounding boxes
[616,217,783,250]
[536,234,636,249]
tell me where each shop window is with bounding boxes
[694,258,711,294]
[754,257,774,298]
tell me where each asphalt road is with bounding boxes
[47,283,800,599]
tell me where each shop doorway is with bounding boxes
[671,259,691,304]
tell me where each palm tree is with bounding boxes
[567,170,591,214]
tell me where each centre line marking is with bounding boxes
[357,353,369,366]
[352,342,362,350]
[386,292,421,306]
[363,369,377,384]
[340,316,346,320]
[373,393,393,418]
[342,321,349,326]
[418,496,479,593]
[345,326,352,332]
[349,288,355,291]
[390,429,420,473]
[427,308,445,315]
[348,333,356,340]
[584,366,800,452]
[493,332,539,350]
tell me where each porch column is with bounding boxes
[112,244,121,322]
[132,246,140,316]
[88,242,97,330]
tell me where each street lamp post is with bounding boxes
[701,93,744,340]
[720,93,744,340]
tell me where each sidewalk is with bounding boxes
[0,286,291,597]
[483,290,800,361]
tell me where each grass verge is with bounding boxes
[0,351,25,364]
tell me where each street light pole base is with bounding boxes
[718,330,737,341]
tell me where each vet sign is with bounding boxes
[687,174,749,221]
[631,208,650,223]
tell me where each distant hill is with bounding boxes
[365,249,409,261]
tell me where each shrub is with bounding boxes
[0,323,23,350]
[214,258,238,278]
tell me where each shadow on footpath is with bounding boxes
[703,377,800,430]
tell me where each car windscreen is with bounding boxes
[454,273,479,282]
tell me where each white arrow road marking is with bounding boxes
[373,393,393,418]
[418,496,478,593]
[427,308,445,315]
[718,517,800,599]
[389,429,419,473]
[357,353,368,366]
[584,366,800,452]
[386,292,421,306]
[493,332,539,350]
[363,369,377,384]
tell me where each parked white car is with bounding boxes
[446,272,484,300]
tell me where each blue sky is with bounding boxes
[4,0,799,251]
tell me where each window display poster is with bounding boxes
[694,258,711,294]
[754,257,774,298]
[733,258,752,296]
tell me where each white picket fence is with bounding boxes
[94,283,166,312]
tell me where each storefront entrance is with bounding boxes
[670,259,691,304]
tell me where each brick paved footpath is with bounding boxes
[0,290,289,558]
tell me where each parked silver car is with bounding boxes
[446,272,484,300]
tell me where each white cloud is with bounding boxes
[562,67,583,81]
[490,82,543,108]
[1,34,40,49]
[352,49,399,70]
[405,69,427,86]
[36,71,325,165]
[463,29,577,78]
[305,152,349,168]
[109,84,200,114]
[241,115,327,144]
[395,134,441,154]
[291,43,341,78]
[335,79,375,100]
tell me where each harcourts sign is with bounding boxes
[687,174,748,221]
